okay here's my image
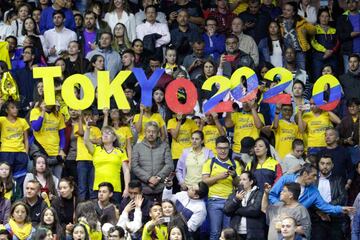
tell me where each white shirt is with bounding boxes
[318,175,332,203]
[298,5,317,24]
[10,19,24,38]
[136,21,170,48]
[104,11,136,42]
[0,22,14,40]
[44,27,77,63]
[270,40,283,67]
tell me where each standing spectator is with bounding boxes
[225,99,264,158]
[311,8,339,79]
[86,32,122,81]
[297,0,317,24]
[268,164,354,215]
[202,113,226,154]
[239,0,271,44]
[202,17,225,62]
[261,182,311,240]
[18,17,45,47]
[202,136,242,240]
[336,0,360,72]
[298,98,341,155]
[223,171,266,239]
[6,36,25,70]
[176,131,214,189]
[207,0,236,34]
[112,23,131,54]
[310,155,347,240]
[65,41,90,75]
[281,139,305,174]
[104,0,136,42]
[93,182,115,220]
[278,1,316,70]
[339,54,360,102]
[88,1,111,34]
[0,182,10,225]
[39,0,75,34]
[337,98,360,164]
[317,128,353,187]
[258,21,284,67]
[170,10,202,65]
[43,10,77,64]
[131,121,173,202]
[245,137,282,190]
[29,100,66,179]
[84,123,130,203]
[231,17,259,66]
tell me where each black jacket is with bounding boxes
[339,71,360,101]
[223,188,266,239]
[336,12,356,55]
[310,173,346,221]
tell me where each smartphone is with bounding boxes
[228,166,235,171]
[237,184,244,192]
[224,55,236,62]
[159,217,171,223]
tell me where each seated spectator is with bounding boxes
[206,0,236,34]
[23,155,59,200]
[80,10,100,57]
[18,17,45,48]
[66,223,89,240]
[11,3,31,38]
[224,171,266,239]
[65,41,90,75]
[168,226,187,240]
[104,0,136,42]
[4,201,35,239]
[0,181,10,225]
[260,0,281,20]
[218,34,255,77]
[86,32,122,81]
[107,226,126,240]
[135,0,167,25]
[88,1,111,34]
[32,227,54,240]
[219,228,238,240]
[93,182,115,221]
[202,17,225,62]
[22,180,47,226]
[183,41,209,81]
[166,0,204,28]
[6,36,25,70]
[262,182,311,240]
[162,46,189,78]
[39,207,64,240]
[84,54,104,90]
[0,229,11,240]
[0,162,21,201]
[75,201,102,240]
[112,23,131,55]
[116,194,143,238]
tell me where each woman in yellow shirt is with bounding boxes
[103,108,133,166]
[84,123,130,203]
[0,100,29,192]
[29,100,66,179]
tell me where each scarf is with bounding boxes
[9,218,32,240]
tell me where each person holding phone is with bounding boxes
[224,171,266,239]
[142,202,168,240]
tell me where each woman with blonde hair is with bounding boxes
[112,22,131,54]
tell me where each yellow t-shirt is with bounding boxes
[229,1,248,14]
[232,112,264,153]
[203,124,225,154]
[273,120,300,159]
[302,111,332,148]
[167,118,198,159]
[142,222,168,240]
[202,158,242,199]
[74,124,101,161]
[115,126,133,150]
[133,113,165,142]
[29,108,66,156]
[0,117,29,152]
[92,145,128,192]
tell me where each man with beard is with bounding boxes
[217,34,254,77]
[80,10,100,56]
[43,10,77,64]
[310,155,347,240]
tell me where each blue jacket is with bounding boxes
[39,7,76,34]
[202,33,225,62]
[269,174,343,215]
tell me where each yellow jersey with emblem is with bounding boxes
[273,120,301,159]
[302,111,332,148]
[0,117,29,152]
